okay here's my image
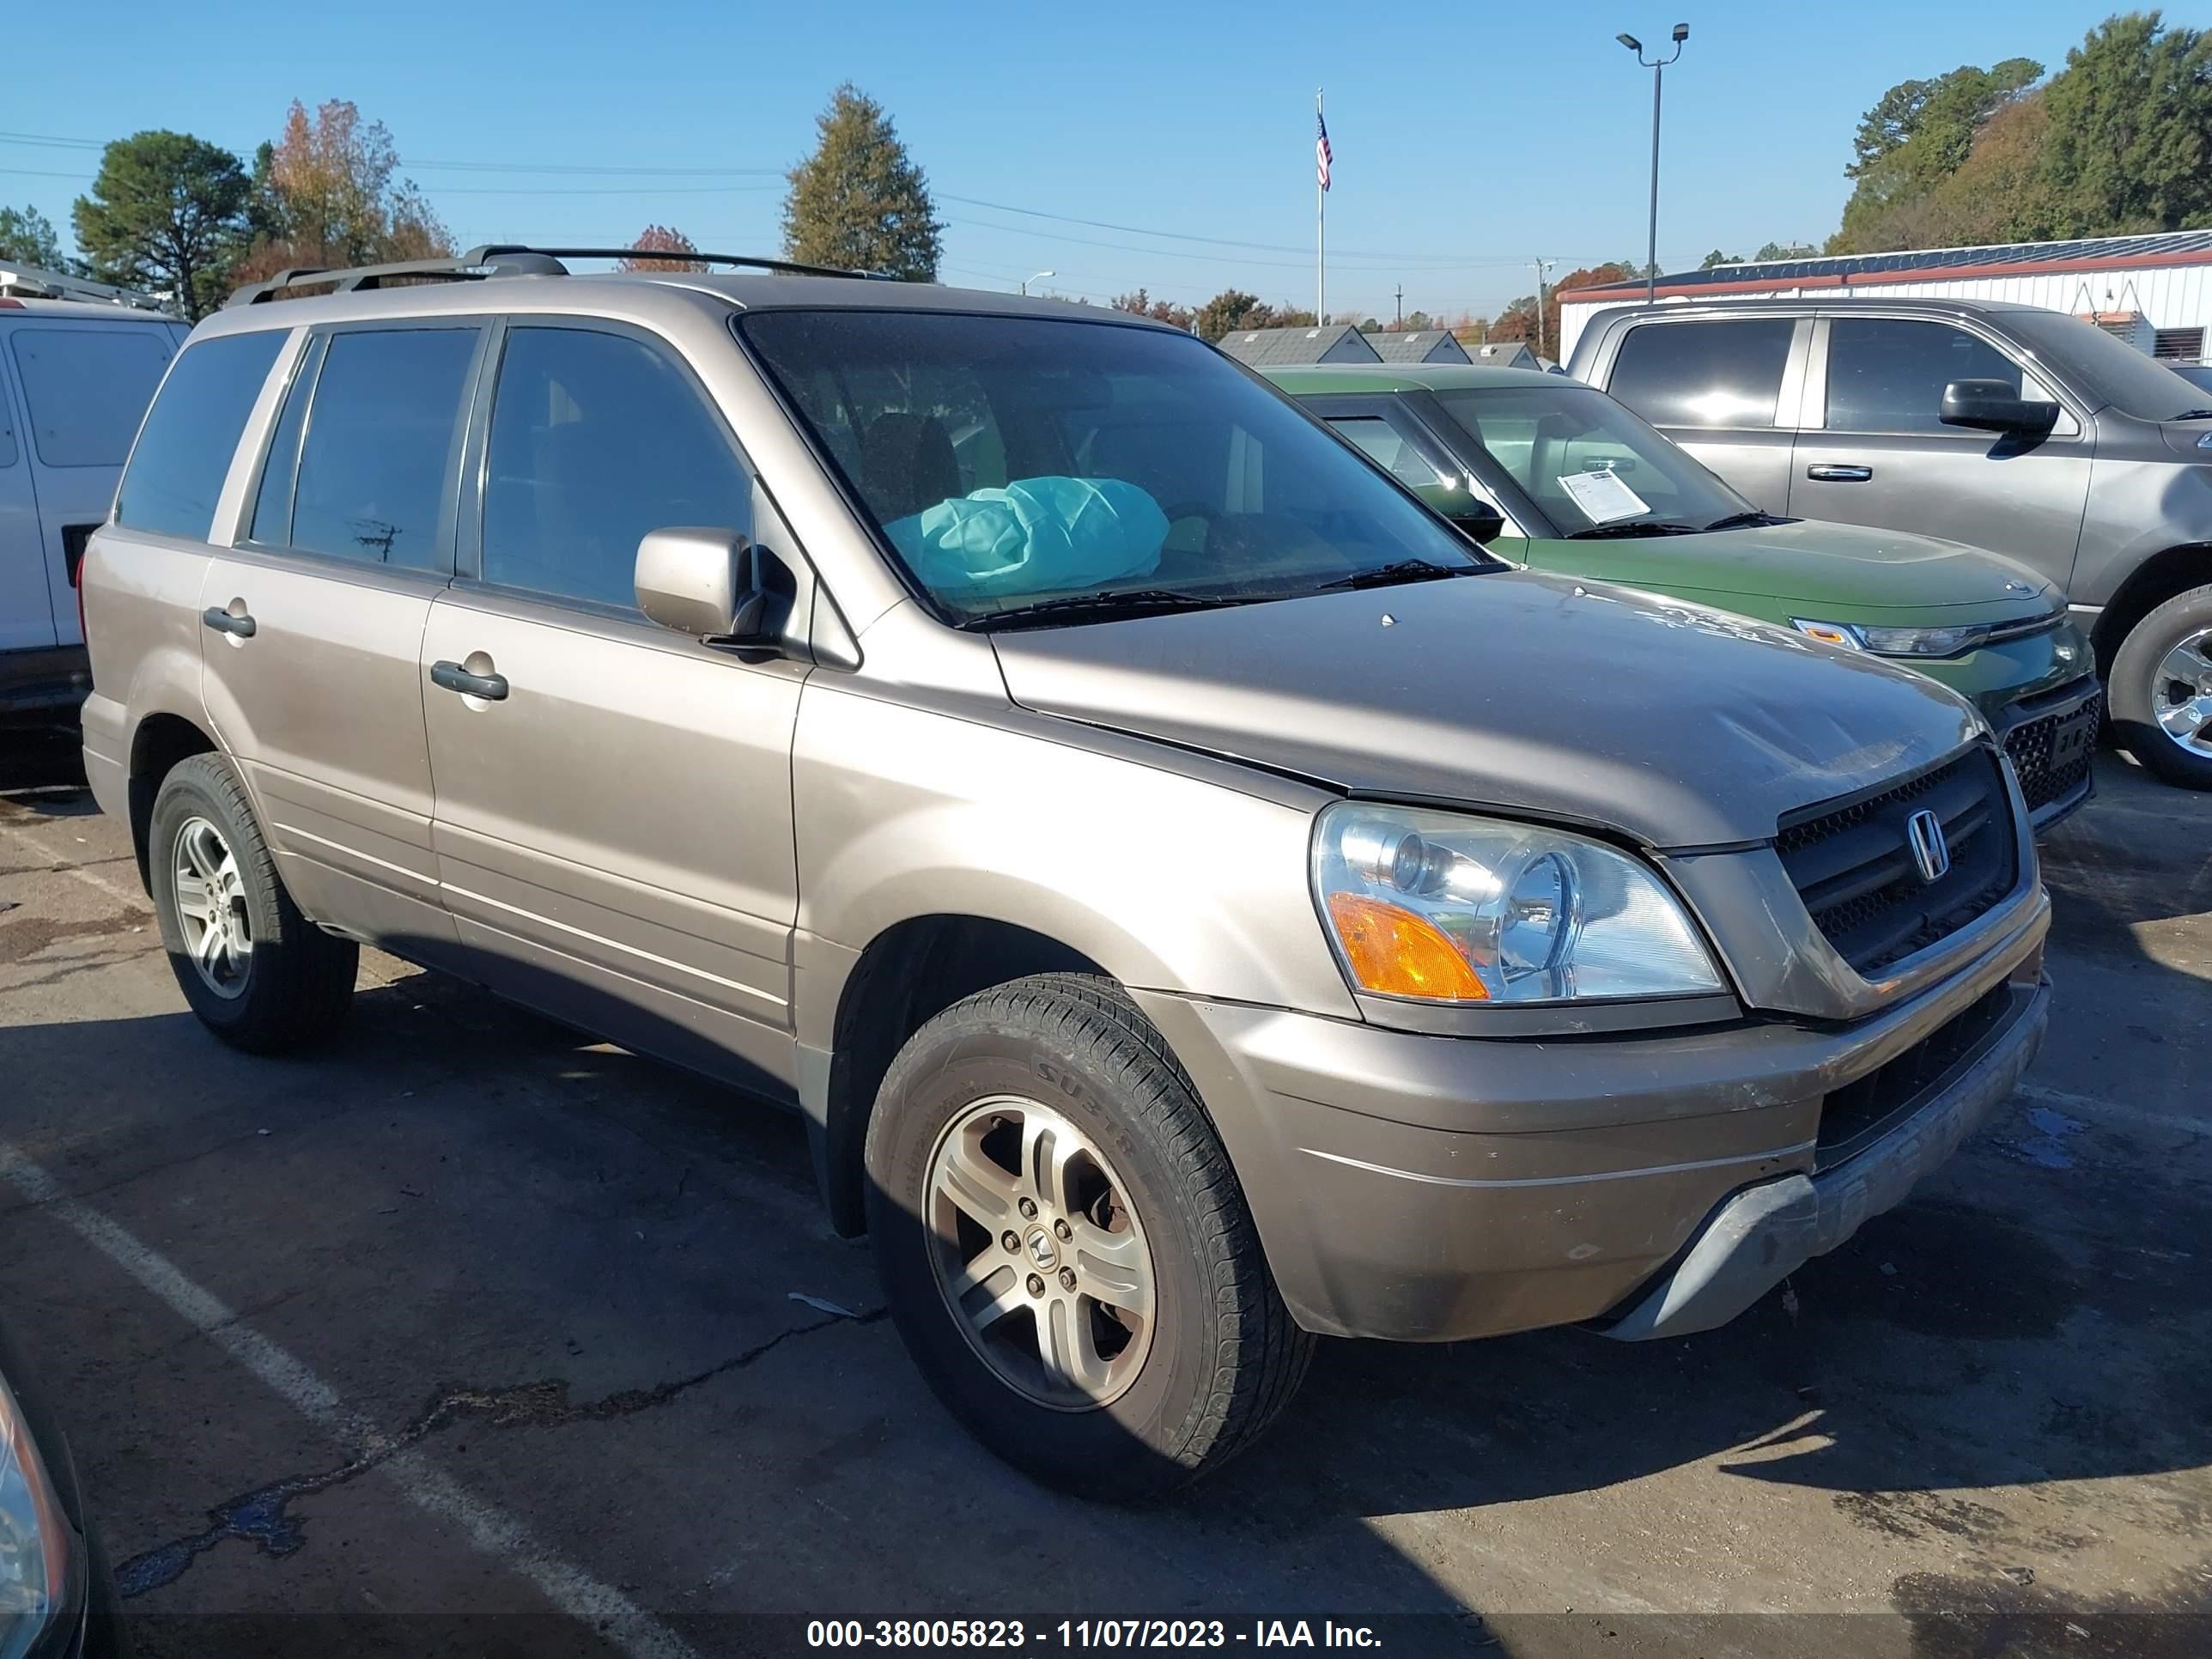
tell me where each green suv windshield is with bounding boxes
[1431,384,1759,538]
[739,310,1492,628]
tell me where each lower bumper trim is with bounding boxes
[1600,975,2049,1341]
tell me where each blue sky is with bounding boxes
[7,0,2128,322]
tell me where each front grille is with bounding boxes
[1815,982,2018,1168]
[2002,689,2101,815]
[1777,747,2020,976]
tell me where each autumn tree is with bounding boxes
[619,224,706,272]
[782,85,941,280]
[0,205,66,270]
[232,100,453,287]
[72,131,248,319]
[1194,289,1267,341]
[1109,289,1196,331]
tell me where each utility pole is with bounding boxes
[1395,283,1404,326]
[1619,24,1691,305]
[1532,258,1556,360]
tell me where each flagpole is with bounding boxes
[1316,87,1326,322]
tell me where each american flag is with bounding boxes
[1316,112,1333,192]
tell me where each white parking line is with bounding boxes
[0,1145,702,1659]
[0,822,147,910]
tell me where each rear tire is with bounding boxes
[864,974,1312,1498]
[148,753,358,1053]
[2109,583,2212,790]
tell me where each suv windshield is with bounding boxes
[2004,307,2212,422]
[738,310,1491,625]
[1433,383,1756,537]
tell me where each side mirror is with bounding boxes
[1449,495,1506,544]
[1941,379,2058,435]
[635,527,769,642]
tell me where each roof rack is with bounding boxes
[226,243,890,307]
[0,263,170,312]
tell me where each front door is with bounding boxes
[199,320,484,955]
[421,320,805,1092]
[1789,314,2093,589]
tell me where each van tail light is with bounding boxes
[63,524,94,645]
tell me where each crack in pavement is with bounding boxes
[114,1306,885,1598]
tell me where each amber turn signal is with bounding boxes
[1325,892,1489,1000]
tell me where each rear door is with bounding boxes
[199,319,484,953]
[1595,313,1808,513]
[0,326,43,652]
[420,319,806,1090]
[9,319,176,646]
[1789,314,2092,588]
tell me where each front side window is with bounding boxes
[481,327,750,609]
[9,327,173,468]
[1435,385,1752,537]
[739,310,1490,626]
[1327,416,1449,487]
[1607,318,1796,429]
[1825,319,2023,434]
[114,330,286,539]
[289,327,476,569]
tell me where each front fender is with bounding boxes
[790,679,1358,1049]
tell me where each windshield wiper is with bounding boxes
[1702,510,1796,532]
[2170,408,2212,421]
[957,588,1254,631]
[1309,557,1483,592]
[1565,520,1702,539]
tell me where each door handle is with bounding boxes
[1806,464,1873,483]
[201,605,257,638]
[430,659,509,701]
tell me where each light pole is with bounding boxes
[1618,23,1688,306]
[1020,269,1054,295]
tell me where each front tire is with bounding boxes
[864,974,1312,1498]
[148,753,358,1052]
[2109,583,2212,789]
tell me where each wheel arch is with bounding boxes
[2087,543,2212,671]
[126,712,220,889]
[808,914,1111,1237]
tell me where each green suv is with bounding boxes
[1268,362,2101,826]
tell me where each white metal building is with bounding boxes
[1557,230,2212,365]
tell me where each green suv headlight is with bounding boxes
[0,1368,69,1659]
[1793,617,1986,658]
[1311,803,1725,1005]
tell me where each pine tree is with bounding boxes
[781,85,943,281]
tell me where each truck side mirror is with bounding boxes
[1941,379,2058,435]
[635,527,771,643]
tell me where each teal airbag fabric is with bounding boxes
[884,477,1169,595]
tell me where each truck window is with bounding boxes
[1825,319,2023,434]
[9,327,173,467]
[1607,319,1796,429]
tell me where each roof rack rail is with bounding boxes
[0,263,170,312]
[226,242,890,307]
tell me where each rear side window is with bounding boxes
[1607,319,1796,428]
[9,326,173,467]
[289,328,477,569]
[1825,318,2025,434]
[481,326,749,608]
[115,330,286,539]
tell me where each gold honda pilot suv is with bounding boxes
[80,246,2051,1497]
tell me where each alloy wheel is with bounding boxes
[171,815,252,999]
[924,1094,1157,1411]
[2154,626,2212,760]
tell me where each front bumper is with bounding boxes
[1133,886,2049,1344]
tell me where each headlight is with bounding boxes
[0,1369,69,1659]
[1312,803,1725,1004]
[1792,617,1985,658]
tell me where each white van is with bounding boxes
[0,265,185,724]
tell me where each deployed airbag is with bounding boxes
[884,476,1169,595]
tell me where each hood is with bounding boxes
[1515,518,2060,621]
[991,569,1981,849]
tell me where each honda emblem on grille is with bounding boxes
[1905,809,1950,884]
